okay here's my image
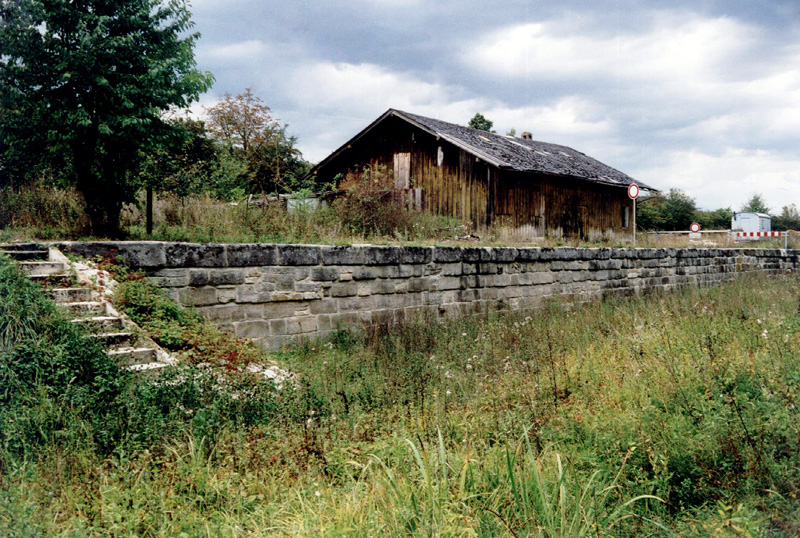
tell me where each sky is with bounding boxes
[187,0,800,212]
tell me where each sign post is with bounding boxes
[628,184,640,247]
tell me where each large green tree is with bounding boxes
[0,0,213,236]
[204,89,310,194]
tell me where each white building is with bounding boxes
[731,212,771,236]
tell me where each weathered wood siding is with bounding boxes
[317,117,633,238]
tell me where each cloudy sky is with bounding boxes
[188,0,800,211]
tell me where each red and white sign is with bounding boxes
[690,222,701,233]
[734,231,786,237]
[628,184,640,199]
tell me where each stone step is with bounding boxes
[19,261,67,276]
[72,316,124,332]
[48,287,92,303]
[29,273,75,287]
[126,362,171,376]
[62,301,107,316]
[1,249,49,261]
[87,331,135,349]
[0,243,44,252]
[107,346,157,367]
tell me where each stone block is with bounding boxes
[285,317,319,334]
[321,245,368,265]
[278,245,321,265]
[117,242,166,268]
[399,246,433,264]
[462,247,492,262]
[179,286,217,307]
[435,276,463,291]
[353,266,385,280]
[440,263,463,276]
[311,267,339,281]
[491,247,518,262]
[147,271,189,287]
[217,287,237,303]
[330,282,359,297]
[371,280,396,294]
[207,269,245,286]
[364,246,401,265]
[236,320,270,339]
[236,286,272,304]
[310,299,338,314]
[406,278,430,293]
[516,248,541,262]
[165,243,226,267]
[433,247,462,263]
[226,244,278,266]
[295,281,324,293]
[189,269,210,287]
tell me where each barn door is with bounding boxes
[393,152,411,189]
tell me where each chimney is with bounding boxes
[521,131,532,140]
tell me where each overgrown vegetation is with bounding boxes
[2,251,798,535]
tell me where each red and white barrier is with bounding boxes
[734,231,786,237]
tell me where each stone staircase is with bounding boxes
[1,243,175,374]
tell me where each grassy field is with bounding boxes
[1,253,799,536]
[5,183,798,249]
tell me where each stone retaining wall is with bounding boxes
[53,242,800,351]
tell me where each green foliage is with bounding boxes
[772,204,800,231]
[0,254,127,463]
[696,206,734,230]
[0,0,213,236]
[740,193,770,214]
[0,181,90,238]
[334,165,414,236]
[637,188,698,230]
[134,116,220,199]
[468,112,494,132]
[2,271,799,534]
[204,89,311,194]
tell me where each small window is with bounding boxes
[623,206,630,229]
[436,146,444,167]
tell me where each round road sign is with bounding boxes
[690,222,701,233]
[628,184,640,199]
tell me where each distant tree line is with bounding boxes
[637,190,800,231]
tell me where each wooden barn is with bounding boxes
[309,109,656,239]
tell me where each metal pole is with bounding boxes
[146,187,153,236]
[633,198,637,247]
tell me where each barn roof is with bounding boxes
[311,108,656,191]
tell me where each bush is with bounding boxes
[0,181,90,238]
[0,254,127,464]
[334,165,413,236]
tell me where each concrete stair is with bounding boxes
[1,243,176,374]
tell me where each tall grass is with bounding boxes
[0,182,90,239]
[1,264,798,536]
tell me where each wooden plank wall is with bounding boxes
[317,117,632,238]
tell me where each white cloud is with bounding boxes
[465,13,758,86]
[199,40,270,62]
[633,148,800,210]
[281,61,618,162]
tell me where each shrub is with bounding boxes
[334,165,413,236]
[0,254,127,464]
[0,181,90,238]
